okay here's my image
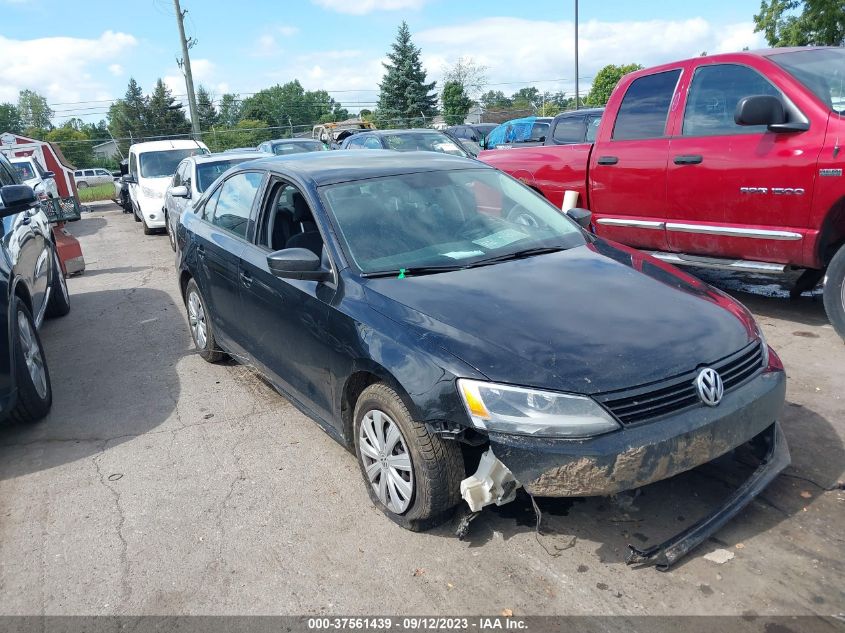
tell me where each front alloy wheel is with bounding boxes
[18,310,48,399]
[358,409,414,514]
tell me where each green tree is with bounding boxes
[207,119,273,152]
[442,81,473,125]
[376,21,438,127]
[146,79,191,139]
[754,0,845,46]
[17,89,53,134]
[511,87,541,109]
[218,93,242,127]
[45,125,95,168]
[195,85,219,131]
[479,90,512,111]
[0,103,22,133]
[241,80,347,133]
[585,63,643,107]
[107,78,149,152]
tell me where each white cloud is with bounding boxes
[416,17,766,97]
[311,0,429,15]
[0,30,137,109]
[278,26,299,37]
[164,58,217,98]
[251,25,300,57]
[108,63,124,77]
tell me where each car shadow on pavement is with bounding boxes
[65,216,107,238]
[79,265,153,277]
[446,403,842,570]
[0,288,184,481]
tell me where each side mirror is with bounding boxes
[42,171,55,179]
[121,174,136,184]
[735,95,786,127]
[537,136,546,143]
[566,207,592,230]
[0,185,38,218]
[267,247,331,282]
[170,185,190,198]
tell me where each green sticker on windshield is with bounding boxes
[473,229,528,250]
[398,268,406,279]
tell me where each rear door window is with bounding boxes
[612,69,682,140]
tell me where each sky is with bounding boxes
[0,0,771,123]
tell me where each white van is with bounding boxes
[126,140,209,234]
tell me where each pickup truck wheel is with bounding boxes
[45,250,71,318]
[353,383,464,531]
[823,244,845,340]
[9,301,52,424]
[184,279,225,363]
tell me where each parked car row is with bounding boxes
[0,152,71,426]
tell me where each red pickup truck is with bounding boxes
[480,47,845,339]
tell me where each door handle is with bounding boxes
[240,272,252,287]
[674,154,703,165]
[21,215,31,225]
[597,156,619,165]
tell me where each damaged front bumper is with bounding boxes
[459,370,788,568]
[488,370,785,497]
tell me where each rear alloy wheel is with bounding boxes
[353,383,464,531]
[185,279,224,362]
[9,301,52,423]
[77,181,88,189]
[167,215,176,251]
[823,244,845,340]
[45,250,71,318]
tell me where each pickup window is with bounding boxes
[683,64,781,137]
[612,69,681,140]
[552,117,585,144]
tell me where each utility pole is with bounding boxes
[173,0,200,139]
[574,0,579,109]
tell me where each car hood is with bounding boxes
[362,240,756,395]
[22,177,41,189]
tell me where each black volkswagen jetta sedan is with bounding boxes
[176,151,787,568]
[0,153,70,424]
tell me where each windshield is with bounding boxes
[273,140,326,155]
[196,159,247,192]
[140,148,207,178]
[321,168,585,274]
[11,162,35,180]
[773,48,845,114]
[383,133,470,157]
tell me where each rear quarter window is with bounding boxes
[612,70,682,140]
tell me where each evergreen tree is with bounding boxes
[147,79,191,139]
[442,81,473,125]
[108,78,149,151]
[376,22,437,128]
[218,94,242,127]
[196,85,219,131]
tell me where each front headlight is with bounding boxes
[457,379,620,438]
[141,186,164,199]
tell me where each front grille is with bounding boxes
[594,341,764,426]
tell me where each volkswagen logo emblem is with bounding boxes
[696,368,724,407]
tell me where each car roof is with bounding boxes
[243,150,489,187]
[129,140,208,153]
[366,129,451,136]
[554,107,605,118]
[9,156,34,163]
[192,151,265,164]
[268,138,322,144]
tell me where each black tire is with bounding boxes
[133,205,141,222]
[166,214,176,251]
[353,383,464,531]
[8,301,52,424]
[143,220,154,235]
[45,250,71,318]
[823,244,845,340]
[184,279,225,363]
[76,181,88,189]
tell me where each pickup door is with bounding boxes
[589,69,682,251]
[664,60,820,264]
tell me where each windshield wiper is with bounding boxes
[361,265,466,278]
[466,246,567,268]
